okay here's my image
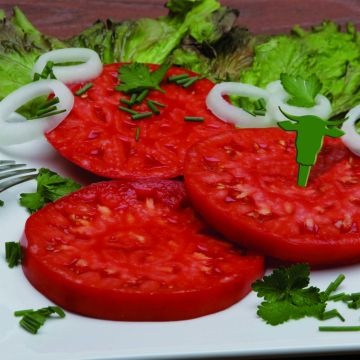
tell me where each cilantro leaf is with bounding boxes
[116,62,171,93]
[20,168,81,213]
[252,264,326,325]
[280,73,322,108]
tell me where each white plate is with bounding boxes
[1,139,360,360]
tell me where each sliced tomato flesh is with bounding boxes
[184,128,360,266]
[46,64,232,179]
[23,180,264,321]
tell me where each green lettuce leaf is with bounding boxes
[240,21,360,116]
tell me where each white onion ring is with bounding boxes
[0,80,74,146]
[206,82,276,128]
[341,105,360,156]
[32,48,103,84]
[267,80,332,121]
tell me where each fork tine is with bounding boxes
[0,163,27,171]
[0,174,37,193]
[0,168,37,181]
[0,160,16,165]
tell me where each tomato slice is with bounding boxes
[46,64,232,179]
[184,128,360,266]
[22,180,264,321]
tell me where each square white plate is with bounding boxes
[1,140,360,360]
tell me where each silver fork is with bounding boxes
[0,160,37,193]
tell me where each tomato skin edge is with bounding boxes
[21,239,264,321]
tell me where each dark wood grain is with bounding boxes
[2,0,360,38]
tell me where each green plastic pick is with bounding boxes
[277,109,345,187]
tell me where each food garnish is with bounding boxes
[15,306,65,334]
[20,168,81,213]
[116,62,170,94]
[75,82,93,96]
[5,241,22,268]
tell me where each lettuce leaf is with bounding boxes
[240,22,360,116]
[0,7,66,103]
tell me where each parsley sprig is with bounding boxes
[252,264,347,326]
[116,62,171,94]
[20,168,81,213]
[280,73,322,108]
[5,241,22,268]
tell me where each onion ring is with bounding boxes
[341,105,360,156]
[32,48,102,84]
[0,80,74,146]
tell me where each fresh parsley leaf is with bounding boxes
[252,264,326,325]
[20,168,81,213]
[5,241,22,268]
[280,73,322,108]
[116,62,171,94]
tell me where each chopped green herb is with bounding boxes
[135,89,149,104]
[319,326,360,332]
[0,200,4,207]
[20,168,81,213]
[33,60,56,81]
[5,241,22,268]
[116,62,171,94]
[319,309,345,322]
[168,74,189,82]
[183,76,200,88]
[132,112,153,120]
[323,274,346,299]
[135,127,140,142]
[130,93,137,105]
[120,98,133,107]
[38,97,59,109]
[146,100,160,115]
[15,306,65,335]
[148,100,166,108]
[176,77,192,85]
[118,106,138,115]
[184,116,204,122]
[75,82,93,96]
[35,109,66,119]
[280,73,322,108]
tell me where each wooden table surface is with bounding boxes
[2,0,360,38]
[1,1,360,359]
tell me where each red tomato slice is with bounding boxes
[46,64,232,179]
[184,128,360,266]
[22,180,264,321]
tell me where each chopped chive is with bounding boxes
[35,109,66,119]
[328,292,348,302]
[324,274,346,298]
[14,309,34,317]
[135,127,140,142]
[253,110,266,116]
[135,89,149,104]
[146,100,160,115]
[15,306,66,335]
[348,300,360,309]
[257,98,267,110]
[184,116,204,122]
[148,100,166,108]
[183,76,200,88]
[132,112,153,120]
[36,106,57,116]
[320,309,345,322]
[130,94,137,105]
[119,106,138,115]
[168,74,189,82]
[120,98,133,106]
[39,97,59,109]
[75,83,93,96]
[33,73,41,81]
[176,77,192,85]
[319,326,360,332]
[5,241,22,268]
